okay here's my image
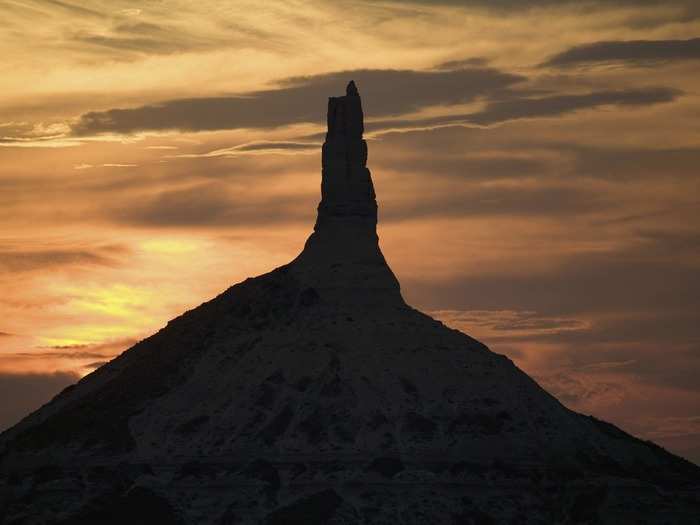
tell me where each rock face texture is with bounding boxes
[1,83,699,524]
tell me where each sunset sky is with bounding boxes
[1,0,699,463]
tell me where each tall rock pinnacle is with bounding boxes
[293,81,402,305]
[319,80,373,228]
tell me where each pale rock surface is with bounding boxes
[0,82,698,525]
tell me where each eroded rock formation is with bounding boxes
[293,80,401,305]
[0,81,698,525]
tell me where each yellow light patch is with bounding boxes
[140,238,203,255]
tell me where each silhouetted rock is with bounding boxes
[0,82,698,524]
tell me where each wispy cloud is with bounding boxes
[544,37,700,67]
[0,243,129,273]
[72,67,524,135]
[174,141,321,158]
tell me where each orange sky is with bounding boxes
[1,0,699,463]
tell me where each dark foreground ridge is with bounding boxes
[1,82,698,524]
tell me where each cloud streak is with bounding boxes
[0,244,129,273]
[72,67,680,139]
[106,183,311,228]
[363,87,680,134]
[544,38,700,67]
[73,67,525,135]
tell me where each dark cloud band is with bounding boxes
[544,38,700,67]
[73,68,679,137]
[73,68,524,135]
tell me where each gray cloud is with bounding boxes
[385,1,700,31]
[71,64,680,138]
[432,308,586,334]
[42,0,103,18]
[534,372,626,407]
[0,244,130,273]
[391,0,697,9]
[7,351,114,360]
[384,184,608,222]
[107,183,313,228]
[73,67,525,135]
[571,146,700,181]
[544,38,700,67]
[0,339,136,367]
[404,229,700,319]
[435,307,700,393]
[372,126,699,189]
[364,87,679,133]
[404,144,700,183]
[176,141,321,158]
[541,327,700,392]
[433,57,490,70]
[234,141,319,153]
[490,314,582,332]
[495,312,700,351]
[104,176,608,229]
[465,88,680,125]
[0,121,71,145]
[0,371,79,432]
[69,20,229,58]
[395,156,548,180]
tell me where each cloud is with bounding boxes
[534,372,626,407]
[433,57,490,70]
[73,67,525,135]
[384,183,610,221]
[0,121,73,147]
[0,371,79,432]
[362,87,680,134]
[42,0,103,18]
[175,141,321,158]
[404,223,700,394]
[105,177,609,229]
[431,309,587,338]
[374,151,552,181]
[544,38,700,67]
[393,0,697,9]
[570,146,700,181]
[463,88,681,125]
[69,20,227,58]
[106,183,312,228]
[8,351,114,361]
[404,226,700,322]
[45,338,138,353]
[0,244,129,273]
[85,360,108,370]
[0,340,137,372]
[581,360,637,371]
[376,143,700,187]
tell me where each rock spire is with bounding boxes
[292,81,402,305]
